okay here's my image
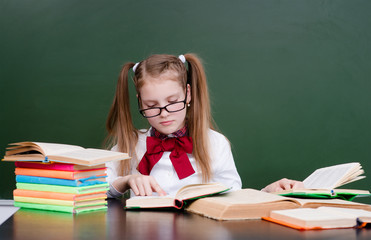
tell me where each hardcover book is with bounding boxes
[263,207,371,230]
[185,189,371,221]
[273,162,369,200]
[3,141,130,166]
[125,183,230,209]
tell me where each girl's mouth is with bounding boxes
[160,120,173,126]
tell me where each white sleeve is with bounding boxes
[105,146,125,198]
[210,131,242,191]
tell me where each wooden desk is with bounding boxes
[1,199,371,240]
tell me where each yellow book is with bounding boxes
[13,196,106,207]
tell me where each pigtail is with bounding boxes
[184,53,214,182]
[105,62,138,176]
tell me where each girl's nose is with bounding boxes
[160,108,170,117]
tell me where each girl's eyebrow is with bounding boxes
[142,93,182,103]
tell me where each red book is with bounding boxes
[15,161,105,171]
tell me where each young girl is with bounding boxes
[105,53,302,198]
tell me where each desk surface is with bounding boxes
[1,199,371,240]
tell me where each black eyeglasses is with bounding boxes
[138,90,188,118]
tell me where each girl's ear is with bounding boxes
[136,94,138,98]
[186,84,191,104]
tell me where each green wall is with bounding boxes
[1,0,370,199]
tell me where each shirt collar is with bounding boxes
[151,125,188,140]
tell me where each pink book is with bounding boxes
[14,161,106,171]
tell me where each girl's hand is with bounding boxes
[112,174,167,196]
[261,178,304,193]
[127,174,167,196]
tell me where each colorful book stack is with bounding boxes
[13,161,109,214]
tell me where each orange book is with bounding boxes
[13,189,107,201]
[15,168,106,180]
[263,207,371,230]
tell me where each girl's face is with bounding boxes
[139,71,191,135]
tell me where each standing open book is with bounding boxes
[125,183,230,209]
[273,162,369,200]
[2,141,130,166]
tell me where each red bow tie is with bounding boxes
[137,136,195,179]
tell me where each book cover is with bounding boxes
[126,183,230,209]
[15,167,107,180]
[3,141,130,166]
[16,182,109,194]
[13,201,107,213]
[275,188,371,201]
[185,189,371,221]
[13,189,107,201]
[14,161,106,171]
[13,196,107,207]
[16,175,107,187]
[263,207,371,230]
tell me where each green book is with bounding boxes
[16,183,109,194]
[276,189,371,201]
[126,183,230,209]
[14,201,107,214]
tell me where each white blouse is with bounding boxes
[106,128,242,197]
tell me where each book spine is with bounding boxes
[16,182,109,194]
[15,168,75,179]
[15,161,75,170]
[14,201,74,213]
[16,175,106,187]
[13,189,107,201]
[14,189,76,201]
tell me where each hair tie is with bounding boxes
[178,55,186,63]
[133,62,139,73]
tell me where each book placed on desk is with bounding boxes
[185,188,371,221]
[11,161,110,213]
[263,207,371,230]
[3,141,130,166]
[273,162,370,200]
[125,183,230,209]
[2,141,130,213]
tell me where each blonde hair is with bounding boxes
[105,53,214,182]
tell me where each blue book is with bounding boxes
[16,175,107,187]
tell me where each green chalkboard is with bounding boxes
[1,0,370,200]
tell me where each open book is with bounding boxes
[125,183,230,209]
[263,207,371,230]
[274,162,368,199]
[303,162,365,189]
[2,142,130,166]
[185,188,371,221]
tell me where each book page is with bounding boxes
[33,142,84,156]
[176,183,229,201]
[303,162,360,189]
[126,195,175,208]
[318,207,371,218]
[48,149,129,165]
[201,189,297,205]
[270,208,357,228]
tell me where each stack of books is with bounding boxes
[2,141,131,214]
[13,161,109,213]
